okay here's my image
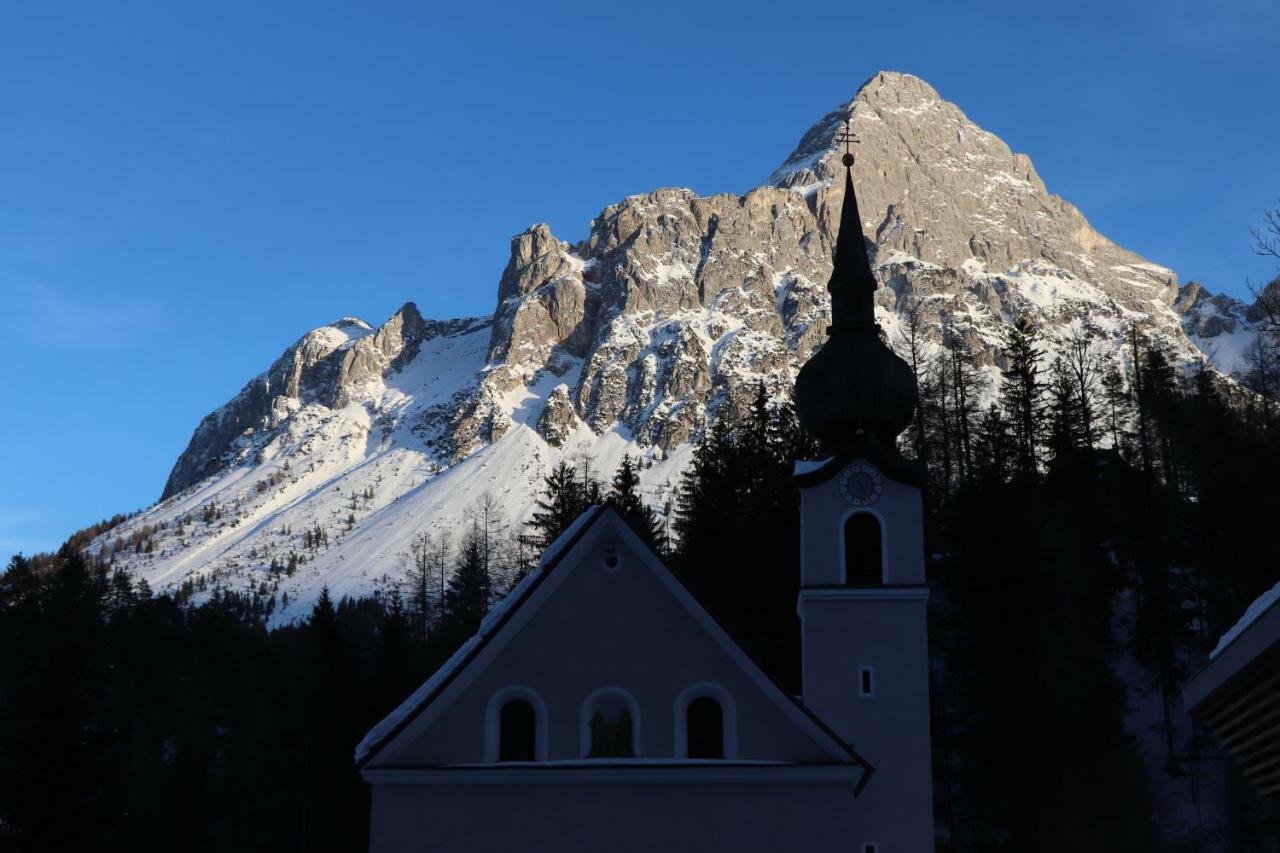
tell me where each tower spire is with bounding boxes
[829,118,878,332]
[793,113,919,457]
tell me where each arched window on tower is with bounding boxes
[844,513,883,585]
[686,696,725,759]
[498,698,537,762]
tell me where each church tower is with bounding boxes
[793,122,934,851]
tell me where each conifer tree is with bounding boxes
[1100,359,1134,456]
[932,350,956,497]
[674,393,805,688]
[945,336,982,483]
[441,528,492,643]
[372,588,416,717]
[1062,325,1104,450]
[607,454,663,546]
[998,316,1045,476]
[527,460,593,549]
[899,301,937,466]
[971,403,1014,483]
[1046,356,1084,463]
[1137,343,1182,492]
[302,586,362,852]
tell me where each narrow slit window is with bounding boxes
[844,513,883,585]
[859,667,875,698]
[498,698,536,761]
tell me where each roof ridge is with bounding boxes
[354,505,606,768]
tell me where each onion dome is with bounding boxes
[795,131,918,455]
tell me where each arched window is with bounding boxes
[485,687,546,763]
[844,512,883,585]
[581,689,639,758]
[674,683,737,759]
[498,698,536,762]
[686,697,724,759]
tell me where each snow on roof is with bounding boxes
[354,505,604,765]
[793,457,835,476]
[1210,580,1280,660]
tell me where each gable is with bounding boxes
[358,507,866,774]
[354,507,603,767]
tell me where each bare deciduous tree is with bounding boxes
[1249,201,1280,337]
[1062,323,1107,451]
[403,529,449,640]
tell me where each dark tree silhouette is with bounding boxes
[526,460,600,549]
[1,339,1278,851]
[999,316,1046,476]
[606,454,664,548]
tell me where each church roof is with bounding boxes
[355,505,873,787]
[354,506,603,767]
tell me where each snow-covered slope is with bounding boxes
[99,308,692,621]
[91,71,1247,617]
[1172,280,1271,377]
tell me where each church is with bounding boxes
[355,131,937,852]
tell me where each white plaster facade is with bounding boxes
[359,488,934,852]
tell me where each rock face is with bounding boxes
[1173,279,1272,376]
[125,70,1241,622]
[162,304,476,498]
[768,73,1180,307]
[161,317,375,498]
[465,71,1210,464]
[536,384,580,447]
[335,304,429,404]
[488,224,597,365]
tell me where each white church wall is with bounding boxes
[367,780,865,853]
[797,456,936,852]
[799,463,925,587]
[380,517,836,767]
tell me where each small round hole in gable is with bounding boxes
[603,545,621,572]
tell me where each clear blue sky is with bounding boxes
[2,0,1277,558]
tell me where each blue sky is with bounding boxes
[2,0,1278,558]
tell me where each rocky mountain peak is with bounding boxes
[496,224,579,303]
[1173,280,1269,374]
[162,301,448,498]
[330,316,374,333]
[767,70,1175,313]
[127,72,1249,620]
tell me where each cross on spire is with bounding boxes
[836,116,859,167]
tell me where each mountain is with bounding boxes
[1173,279,1273,377]
[91,71,1249,618]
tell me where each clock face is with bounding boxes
[839,463,883,506]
